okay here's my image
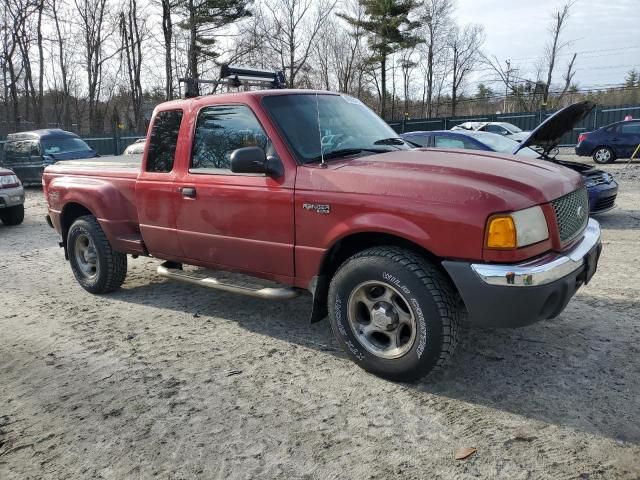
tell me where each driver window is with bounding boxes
[191,105,268,174]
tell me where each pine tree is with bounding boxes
[178,0,252,80]
[625,69,638,88]
[338,0,419,116]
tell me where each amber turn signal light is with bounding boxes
[486,216,516,249]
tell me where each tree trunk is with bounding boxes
[380,52,386,117]
[161,0,173,99]
[188,0,198,78]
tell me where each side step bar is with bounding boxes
[157,262,300,300]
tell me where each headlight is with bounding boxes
[486,205,549,249]
[0,174,20,188]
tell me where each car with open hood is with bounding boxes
[402,101,617,214]
[2,129,98,185]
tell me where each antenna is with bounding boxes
[315,93,326,168]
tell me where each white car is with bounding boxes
[123,138,146,155]
[452,121,530,142]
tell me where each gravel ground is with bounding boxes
[1,155,639,479]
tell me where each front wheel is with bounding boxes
[0,204,24,225]
[328,247,461,382]
[593,146,616,164]
[67,215,127,293]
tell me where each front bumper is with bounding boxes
[588,182,618,214]
[443,219,602,328]
[0,185,25,208]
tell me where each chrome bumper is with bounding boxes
[471,218,601,287]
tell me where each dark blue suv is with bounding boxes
[575,119,640,164]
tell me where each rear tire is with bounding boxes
[328,246,460,382]
[592,146,616,164]
[0,204,24,225]
[67,215,127,293]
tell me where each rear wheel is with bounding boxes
[67,215,127,293]
[593,146,616,164]
[328,246,461,382]
[0,204,24,225]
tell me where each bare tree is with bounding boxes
[75,0,119,132]
[542,1,574,107]
[448,24,484,116]
[416,0,453,118]
[257,0,336,88]
[119,0,146,130]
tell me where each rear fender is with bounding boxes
[48,176,142,254]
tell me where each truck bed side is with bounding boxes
[43,162,145,255]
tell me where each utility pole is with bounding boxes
[504,59,511,113]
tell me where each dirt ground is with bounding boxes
[1,154,639,479]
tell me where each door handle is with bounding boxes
[181,186,196,198]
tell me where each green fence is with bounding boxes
[387,103,640,146]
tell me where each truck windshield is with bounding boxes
[262,94,409,164]
[42,137,92,155]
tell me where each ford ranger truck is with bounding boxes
[43,90,602,382]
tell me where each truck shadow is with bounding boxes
[595,208,640,230]
[112,278,639,445]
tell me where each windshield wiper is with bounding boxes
[373,137,406,146]
[307,147,391,164]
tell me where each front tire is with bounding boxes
[0,204,24,225]
[593,146,616,164]
[328,246,460,382]
[67,215,127,293]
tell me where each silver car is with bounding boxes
[0,167,25,225]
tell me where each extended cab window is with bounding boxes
[191,105,267,173]
[146,109,183,172]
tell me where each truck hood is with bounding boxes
[330,148,582,211]
[514,101,595,155]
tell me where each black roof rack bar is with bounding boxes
[179,65,286,98]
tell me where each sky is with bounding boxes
[456,0,640,91]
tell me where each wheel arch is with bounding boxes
[60,202,95,257]
[308,231,457,323]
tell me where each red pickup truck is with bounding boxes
[43,89,602,381]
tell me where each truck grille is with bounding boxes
[551,187,589,243]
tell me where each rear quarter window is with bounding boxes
[146,109,184,172]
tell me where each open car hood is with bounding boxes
[513,101,595,156]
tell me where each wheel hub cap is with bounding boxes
[371,302,399,330]
[347,280,418,359]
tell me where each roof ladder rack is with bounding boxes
[179,64,286,98]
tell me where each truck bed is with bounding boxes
[43,155,144,255]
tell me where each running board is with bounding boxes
[157,262,300,300]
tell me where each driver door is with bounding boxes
[175,104,295,278]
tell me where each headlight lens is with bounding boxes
[0,174,20,188]
[486,206,549,249]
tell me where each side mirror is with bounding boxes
[230,146,283,176]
